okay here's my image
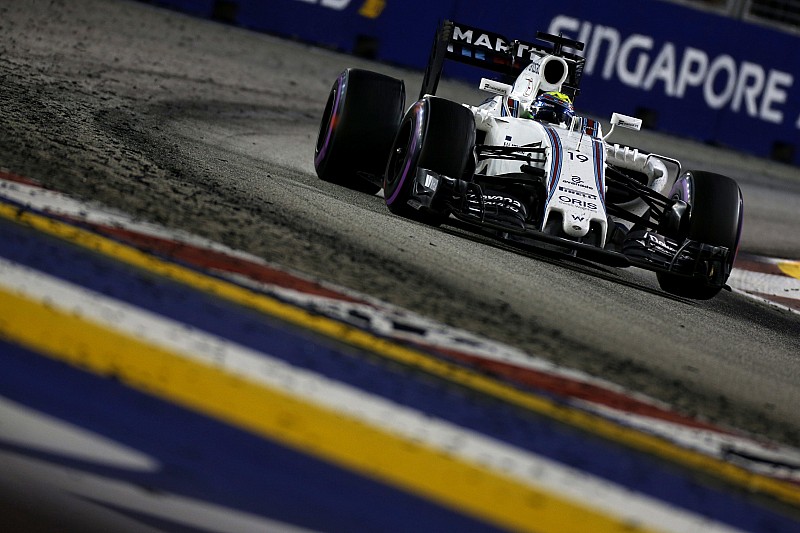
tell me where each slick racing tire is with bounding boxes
[384,96,475,222]
[657,170,743,300]
[314,68,405,195]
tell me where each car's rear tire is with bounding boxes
[314,68,405,195]
[657,170,743,299]
[384,97,475,221]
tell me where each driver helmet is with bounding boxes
[529,91,574,125]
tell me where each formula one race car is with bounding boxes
[314,20,743,299]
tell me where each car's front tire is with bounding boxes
[384,96,475,221]
[657,170,743,299]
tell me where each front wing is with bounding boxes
[404,166,733,289]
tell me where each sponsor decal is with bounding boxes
[485,195,523,211]
[559,186,597,200]
[523,77,535,97]
[558,194,598,211]
[453,26,509,52]
[567,175,595,190]
[451,25,542,62]
[295,0,351,9]
[647,232,678,254]
[549,15,796,126]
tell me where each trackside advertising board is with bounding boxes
[143,0,800,165]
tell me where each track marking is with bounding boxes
[7,177,798,492]
[1,202,799,509]
[0,269,684,533]
[778,261,800,280]
[730,255,800,313]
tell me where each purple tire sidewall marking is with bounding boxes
[386,102,425,206]
[669,172,692,204]
[314,72,345,168]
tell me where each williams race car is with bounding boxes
[314,20,743,300]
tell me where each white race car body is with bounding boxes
[476,105,610,245]
[315,20,744,298]
[464,60,671,251]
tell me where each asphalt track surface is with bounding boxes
[1,0,799,483]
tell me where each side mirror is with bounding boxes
[611,113,642,131]
[479,78,513,96]
[603,113,643,140]
[479,78,518,118]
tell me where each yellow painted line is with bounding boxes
[778,261,800,280]
[0,287,656,533]
[2,203,799,507]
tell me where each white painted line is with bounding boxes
[0,397,157,472]
[729,269,800,301]
[0,409,318,533]
[578,401,800,482]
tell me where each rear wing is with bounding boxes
[419,20,586,101]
